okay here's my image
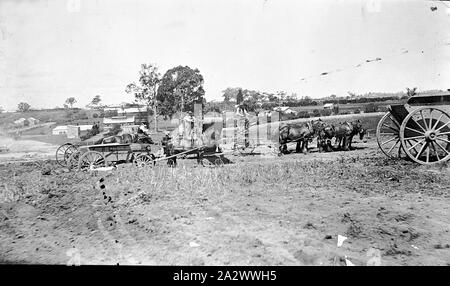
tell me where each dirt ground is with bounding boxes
[0,135,57,163]
[0,138,449,265]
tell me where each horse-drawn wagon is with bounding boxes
[376,91,450,164]
[54,103,284,170]
[56,142,155,170]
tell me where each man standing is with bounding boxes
[161,130,176,167]
[182,111,196,148]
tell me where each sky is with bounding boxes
[0,0,449,111]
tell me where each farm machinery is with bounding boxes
[55,107,280,171]
[376,91,450,165]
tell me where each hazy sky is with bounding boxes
[0,0,449,110]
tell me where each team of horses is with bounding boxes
[279,119,366,154]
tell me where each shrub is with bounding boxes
[365,103,379,113]
[321,109,332,117]
[297,111,310,118]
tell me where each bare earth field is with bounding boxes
[0,138,449,266]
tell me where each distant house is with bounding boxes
[323,103,335,110]
[52,125,68,135]
[71,124,93,132]
[104,105,148,125]
[14,118,26,126]
[117,107,145,115]
[103,116,137,133]
[273,106,297,115]
[27,117,39,126]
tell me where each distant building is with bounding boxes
[103,104,148,125]
[103,115,137,133]
[66,126,81,139]
[52,125,68,135]
[27,117,39,126]
[273,106,297,115]
[323,103,335,110]
[14,118,26,126]
[76,124,93,131]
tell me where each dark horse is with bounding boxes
[334,120,366,150]
[312,119,335,152]
[95,133,154,145]
[279,122,315,154]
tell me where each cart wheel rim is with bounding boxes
[214,158,224,166]
[78,151,106,171]
[400,107,450,165]
[133,154,154,167]
[199,158,213,167]
[376,112,404,159]
[56,143,74,166]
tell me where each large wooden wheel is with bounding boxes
[77,151,106,171]
[64,145,78,165]
[56,143,77,166]
[376,112,405,158]
[133,154,155,168]
[399,107,450,165]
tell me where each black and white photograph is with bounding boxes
[0,0,450,271]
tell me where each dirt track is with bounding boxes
[0,139,449,265]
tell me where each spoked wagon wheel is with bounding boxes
[400,107,450,165]
[376,112,405,158]
[77,151,106,171]
[199,156,224,167]
[64,145,78,165]
[214,157,224,167]
[56,143,76,166]
[133,154,155,168]
[199,158,214,167]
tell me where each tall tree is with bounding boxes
[86,95,102,109]
[126,63,161,132]
[65,97,77,109]
[236,89,244,104]
[17,102,30,112]
[222,87,242,102]
[157,66,205,119]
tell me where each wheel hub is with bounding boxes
[425,130,437,141]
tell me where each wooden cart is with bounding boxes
[376,92,450,164]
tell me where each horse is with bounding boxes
[312,119,335,152]
[334,120,365,151]
[279,122,315,154]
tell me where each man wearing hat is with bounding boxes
[182,111,197,148]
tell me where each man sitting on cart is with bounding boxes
[136,122,154,144]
